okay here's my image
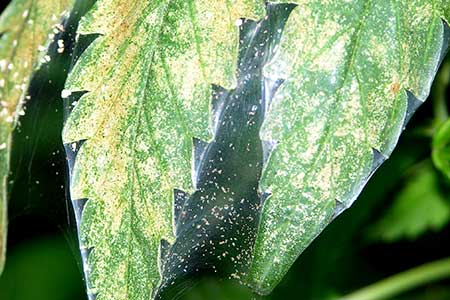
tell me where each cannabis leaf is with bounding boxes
[63,1,266,299]
[0,0,74,274]
[369,163,450,242]
[249,0,450,293]
[63,0,450,299]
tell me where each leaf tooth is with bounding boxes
[79,246,93,259]
[333,199,346,218]
[173,189,189,237]
[192,137,208,189]
[79,245,96,300]
[86,290,98,300]
[262,140,277,165]
[263,78,284,112]
[79,246,94,277]
[404,90,423,128]
[370,148,387,175]
[211,84,228,133]
[63,90,88,114]
[438,19,450,67]
[260,192,272,206]
[71,33,102,68]
[333,147,387,220]
[71,197,89,228]
[63,139,87,175]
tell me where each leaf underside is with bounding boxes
[0,0,74,274]
[63,0,450,299]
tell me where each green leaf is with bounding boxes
[0,237,86,300]
[433,119,450,180]
[63,1,266,299]
[0,0,74,275]
[64,0,450,298]
[249,1,450,293]
[369,163,450,242]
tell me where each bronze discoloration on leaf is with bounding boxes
[63,0,450,297]
[63,1,264,299]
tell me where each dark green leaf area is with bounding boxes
[155,3,296,299]
[158,1,191,56]
[369,163,450,242]
[433,119,450,181]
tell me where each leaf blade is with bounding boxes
[63,1,266,298]
[249,1,450,293]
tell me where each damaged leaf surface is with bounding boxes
[63,1,265,299]
[63,0,450,298]
[250,0,450,293]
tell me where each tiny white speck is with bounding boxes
[61,89,72,98]
[0,60,6,71]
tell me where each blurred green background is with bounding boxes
[0,1,450,300]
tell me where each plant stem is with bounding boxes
[339,257,450,300]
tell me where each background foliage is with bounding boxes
[0,1,449,300]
